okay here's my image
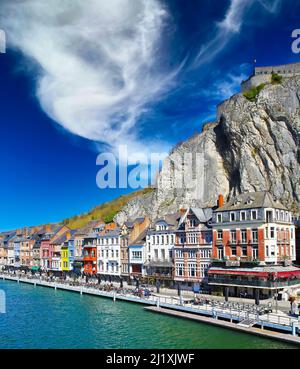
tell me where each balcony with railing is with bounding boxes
[145,258,173,267]
[83,252,96,262]
[208,276,300,288]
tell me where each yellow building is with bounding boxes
[61,244,69,271]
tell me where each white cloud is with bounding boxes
[205,64,251,101]
[0,0,177,154]
[193,0,282,67]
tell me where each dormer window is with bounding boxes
[230,212,236,222]
[240,211,246,221]
[217,213,222,223]
[251,210,257,220]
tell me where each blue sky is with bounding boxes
[0,0,300,230]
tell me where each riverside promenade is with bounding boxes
[1,273,300,345]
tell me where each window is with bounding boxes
[200,263,209,278]
[241,229,247,243]
[175,249,184,258]
[251,210,257,220]
[252,247,258,260]
[132,251,142,260]
[241,246,247,256]
[240,211,246,221]
[176,263,184,276]
[231,246,237,256]
[266,210,273,223]
[217,247,223,260]
[188,263,196,277]
[230,230,236,242]
[190,219,196,227]
[188,250,196,259]
[230,212,236,222]
[270,246,275,256]
[217,214,222,223]
[265,227,269,239]
[252,229,258,243]
[270,227,275,238]
[217,230,223,240]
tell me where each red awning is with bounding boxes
[208,269,269,277]
[208,268,300,278]
[271,270,300,278]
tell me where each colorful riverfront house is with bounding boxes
[0,232,16,267]
[13,235,21,268]
[19,228,38,268]
[72,220,103,274]
[51,230,72,272]
[208,191,300,301]
[61,230,76,272]
[97,227,122,282]
[145,214,179,287]
[83,235,98,275]
[30,227,47,271]
[119,218,150,283]
[0,233,6,267]
[174,208,213,291]
[40,225,70,271]
[128,229,148,281]
[7,233,17,267]
[40,231,53,270]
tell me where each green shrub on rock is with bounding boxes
[243,83,266,102]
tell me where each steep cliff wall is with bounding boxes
[115,75,300,223]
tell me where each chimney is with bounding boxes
[218,194,224,208]
[180,208,187,216]
[65,231,71,240]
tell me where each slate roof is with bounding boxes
[215,191,287,212]
[153,212,181,228]
[128,228,148,247]
[178,208,212,227]
[52,233,69,245]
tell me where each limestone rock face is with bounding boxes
[114,76,300,223]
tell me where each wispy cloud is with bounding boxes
[200,64,252,101]
[0,0,283,156]
[193,0,282,68]
[0,0,179,154]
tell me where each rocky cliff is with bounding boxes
[115,75,300,224]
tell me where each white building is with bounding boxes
[97,230,122,281]
[144,214,180,286]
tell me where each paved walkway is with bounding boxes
[145,307,300,346]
